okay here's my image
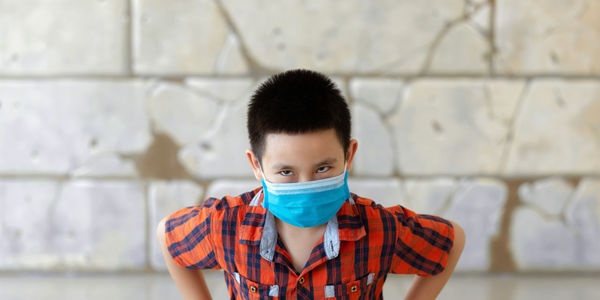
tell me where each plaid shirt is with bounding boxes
[165,186,454,300]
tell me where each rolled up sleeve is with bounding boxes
[387,205,454,277]
[164,197,221,270]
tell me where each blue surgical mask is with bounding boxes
[259,161,350,228]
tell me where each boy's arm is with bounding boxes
[404,220,466,300]
[157,217,213,300]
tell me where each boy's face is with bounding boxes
[246,128,358,184]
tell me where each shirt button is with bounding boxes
[298,276,305,284]
[249,285,257,293]
[350,284,358,292]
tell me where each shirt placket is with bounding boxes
[271,235,336,299]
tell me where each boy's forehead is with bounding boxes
[264,128,338,144]
[262,129,344,165]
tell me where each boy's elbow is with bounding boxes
[156,217,173,258]
[450,221,466,254]
[156,217,167,241]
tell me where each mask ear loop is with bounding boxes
[258,161,268,183]
[257,161,270,210]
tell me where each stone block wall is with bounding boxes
[1,0,599,274]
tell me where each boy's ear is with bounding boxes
[245,148,263,181]
[345,138,358,172]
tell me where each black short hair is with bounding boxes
[247,69,351,166]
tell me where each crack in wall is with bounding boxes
[385,83,408,178]
[561,176,583,230]
[420,0,491,75]
[382,80,412,178]
[351,82,404,178]
[363,44,431,77]
[437,178,462,216]
[482,83,497,121]
[143,79,225,145]
[381,109,402,178]
[213,27,246,75]
[198,102,229,144]
[142,179,151,272]
[498,79,531,175]
[379,82,406,120]
[214,27,235,73]
[464,0,490,37]
[489,178,521,272]
[213,0,280,76]
[125,0,133,76]
[489,176,588,273]
[489,0,496,75]
[125,132,190,181]
[123,129,215,204]
[181,83,235,104]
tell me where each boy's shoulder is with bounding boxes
[349,192,406,226]
[349,192,453,233]
[350,192,398,215]
[351,192,383,208]
[198,186,263,211]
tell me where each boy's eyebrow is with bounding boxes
[272,158,338,170]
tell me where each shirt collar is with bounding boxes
[239,186,366,262]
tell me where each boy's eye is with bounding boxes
[279,167,330,176]
[317,166,330,173]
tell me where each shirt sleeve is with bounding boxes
[386,204,454,277]
[164,197,221,270]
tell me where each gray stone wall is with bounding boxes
[1,0,599,274]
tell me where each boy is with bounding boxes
[157,69,465,299]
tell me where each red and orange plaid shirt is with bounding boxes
[165,186,454,299]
